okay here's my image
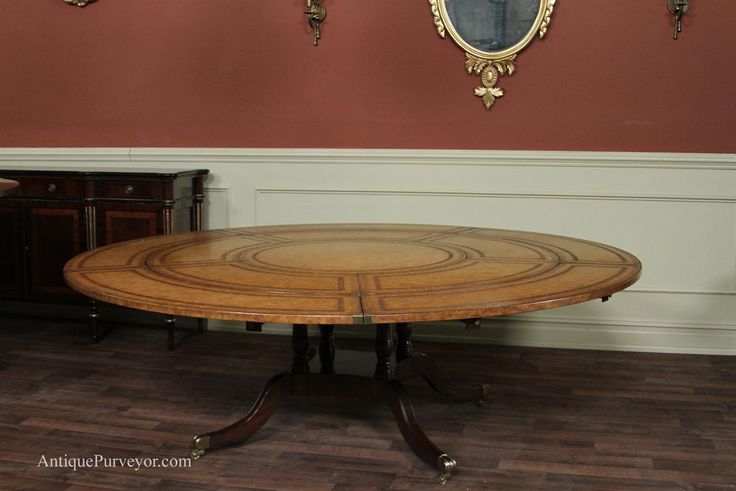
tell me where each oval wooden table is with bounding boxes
[65,224,641,483]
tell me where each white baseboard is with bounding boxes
[204,317,736,355]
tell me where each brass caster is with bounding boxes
[436,453,456,485]
[191,434,210,460]
[475,398,485,407]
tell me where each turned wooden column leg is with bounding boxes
[375,324,394,381]
[396,322,413,363]
[88,299,100,343]
[383,380,456,484]
[319,325,335,374]
[191,372,291,459]
[292,324,310,373]
[166,315,176,351]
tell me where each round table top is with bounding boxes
[0,178,19,196]
[64,224,641,325]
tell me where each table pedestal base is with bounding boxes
[191,324,489,484]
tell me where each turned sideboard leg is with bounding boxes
[165,315,176,351]
[88,299,100,343]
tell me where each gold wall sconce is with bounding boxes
[668,0,689,39]
[63,0,96,6]
[305,0,327,46]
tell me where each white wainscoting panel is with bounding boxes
[1,148,734,354]
[203,187,230,230]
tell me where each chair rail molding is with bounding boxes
[1,147,734,354]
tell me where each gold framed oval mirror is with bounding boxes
[429,0,556,109]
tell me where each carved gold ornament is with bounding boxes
[429,0,556,110]
[63,0,96,7]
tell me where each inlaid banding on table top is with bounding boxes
[142,265,356,294]
[70,270,362,323]
[367,266,635,315]
[365,260,567,294]
[64,224,641,324]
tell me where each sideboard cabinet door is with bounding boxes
[97,205,161,245]
[0,204,24,300]
[27,205,85,303]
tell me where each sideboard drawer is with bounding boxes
[96,179,163,200]
[17,177,82,199]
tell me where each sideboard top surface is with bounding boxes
[0,167,209,178]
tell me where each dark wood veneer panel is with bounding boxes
[28,207,82,301]
[0,206,23,298]
[103,210,159,244]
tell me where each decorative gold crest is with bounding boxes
[429,0,556,110]
[63,0,96,7]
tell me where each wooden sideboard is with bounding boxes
[0,167,209,348]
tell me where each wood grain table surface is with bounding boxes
[64,223,641,325]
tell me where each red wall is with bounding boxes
[0,0,734,152]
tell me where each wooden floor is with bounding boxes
[0,317,735,490]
